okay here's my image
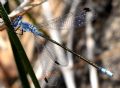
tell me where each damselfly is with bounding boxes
[11,7,113,85]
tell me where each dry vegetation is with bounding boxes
[0,0,120,88]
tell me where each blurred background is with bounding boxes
[0,0,120,88]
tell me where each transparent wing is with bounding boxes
[43,42,61,86]
[38,8,93,30]
[34,36,61,86]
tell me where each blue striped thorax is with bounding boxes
[11,16,42,36]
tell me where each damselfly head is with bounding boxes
[11,16,22,28]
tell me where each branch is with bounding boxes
[85,5,99,88]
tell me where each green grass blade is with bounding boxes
[11,42,31,88]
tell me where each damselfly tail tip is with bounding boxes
[100,67,113,77]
